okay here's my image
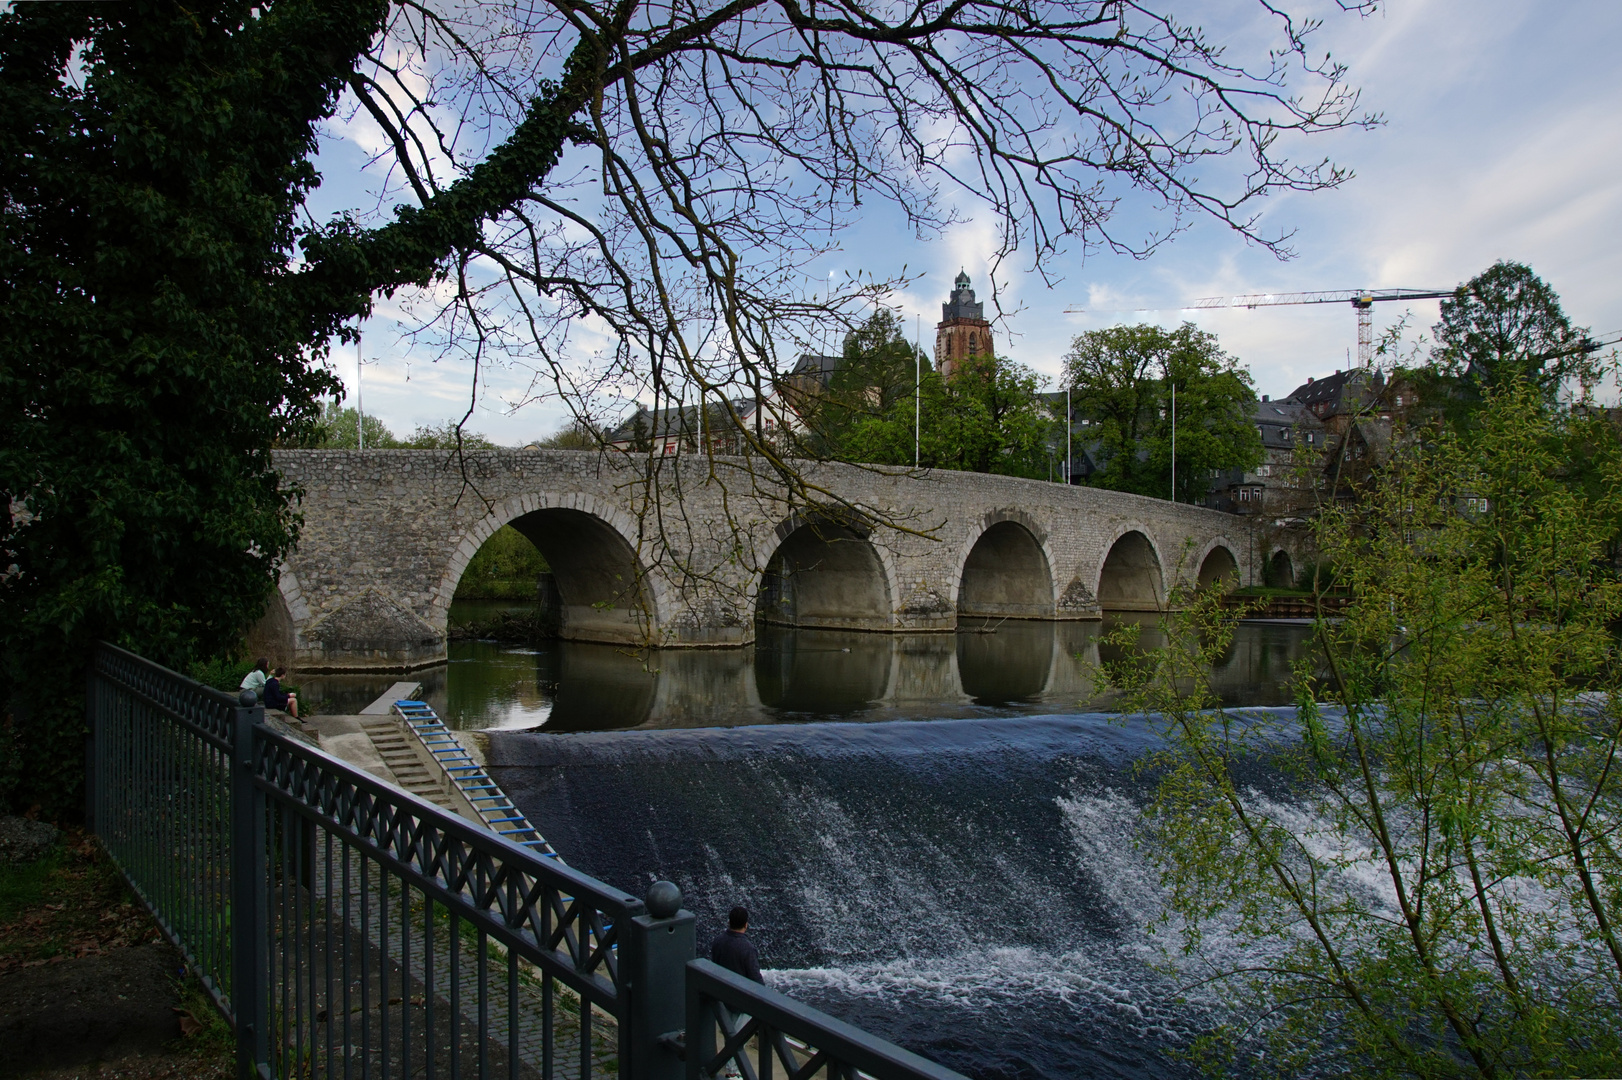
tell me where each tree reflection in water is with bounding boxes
[298,606,1316,733]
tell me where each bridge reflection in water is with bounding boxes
[299,609,1314,733]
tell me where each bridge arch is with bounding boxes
[244,566,310,670]
[1194,539,1241,591]
[954,511,1056,621]
[1096,526,1166,611]
[756,513,895,631]
[435,492,665,645]
[1266,548,1296,589]
[277,565,314,629]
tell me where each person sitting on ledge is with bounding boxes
[239,658,269,702]
[263,666,299,719]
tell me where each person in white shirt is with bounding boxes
[239,658,269,701]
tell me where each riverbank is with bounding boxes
[0,821,232,1078]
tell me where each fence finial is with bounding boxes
[647,880,683,919]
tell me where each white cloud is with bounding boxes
[318,0,1622,433]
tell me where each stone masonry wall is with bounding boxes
[269,450,1259,671]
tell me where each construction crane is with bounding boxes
[1188,288,1456,367]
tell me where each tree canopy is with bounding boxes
[1104,383,1622,1077]
[1064,323,1262,502]
[0,0,1374,814]
[835,350,1054,478]
[1431,261,1593,399]
[804,310,930,455]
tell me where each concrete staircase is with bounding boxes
[356,715,458,812]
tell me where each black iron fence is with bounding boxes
[87,643,968,1080]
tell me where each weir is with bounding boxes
[482,710,1304,1080]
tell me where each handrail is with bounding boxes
[685,959,969,1080]
[93,642,238,750]
[254,724,637,1008]
[389,699,562,858]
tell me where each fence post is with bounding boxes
[231,694,269,1080]
[626,880,696,1080]
[683,960,713,1080]
[84,663,99,833]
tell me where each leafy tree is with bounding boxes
[839,351,1053,478]
[399,421,495,450]
[307,401,402,449]
[303,401,498,449]
[1430,261,1594,400]
[531,422,600,450]
[1401,262,1620,550]
[452,525,550,601]
[0,0,1374,815]
[831,311,930,412]
[1104,381,1622,1078]
[809,310,930,453]
[1064,323,1261,502]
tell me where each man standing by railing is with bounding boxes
[710,906,763,983]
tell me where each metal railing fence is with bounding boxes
[90,644,238,1016]
[87,643,968,1080]
[684,962,965,1080]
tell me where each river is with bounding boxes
[300,608,1317,1079]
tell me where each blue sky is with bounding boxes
[315,1,1622,445]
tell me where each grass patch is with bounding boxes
[0,829,161,972]
[172,978,234,1054]
[0,847,64,925]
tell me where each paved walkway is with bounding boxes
[270,686,620,1079]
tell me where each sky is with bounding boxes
[316,0,1622,446]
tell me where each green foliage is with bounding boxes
[531,421,600,449]
[175,976,235,1054]
[1431,261,1593,399]
[453,526,550,600]
[811,310,930,450]
[0,846,62,925]
[400,419,495,450]
[306,401,402,448]
[187,655,255,697]
[304,401,495,450]
[1103,383,1622,1078]
[832,349,1053,478]
[0,2,575,816]
[1064,323,1262,502]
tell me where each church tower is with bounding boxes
[934,270,993,380]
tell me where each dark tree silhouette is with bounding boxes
[0,0,1375,812]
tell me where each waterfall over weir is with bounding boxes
[489,712,1300,1080]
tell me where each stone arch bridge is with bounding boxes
[260,450,1262,672]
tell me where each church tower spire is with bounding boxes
[934,270,993,379]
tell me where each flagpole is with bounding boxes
[357,330,365,450]
[914,313,921,469]
[1065,386,1071,485]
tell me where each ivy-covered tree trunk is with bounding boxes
[0,2,587,816]
[1,0,1376,817]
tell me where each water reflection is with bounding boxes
[299,610,1317,733]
